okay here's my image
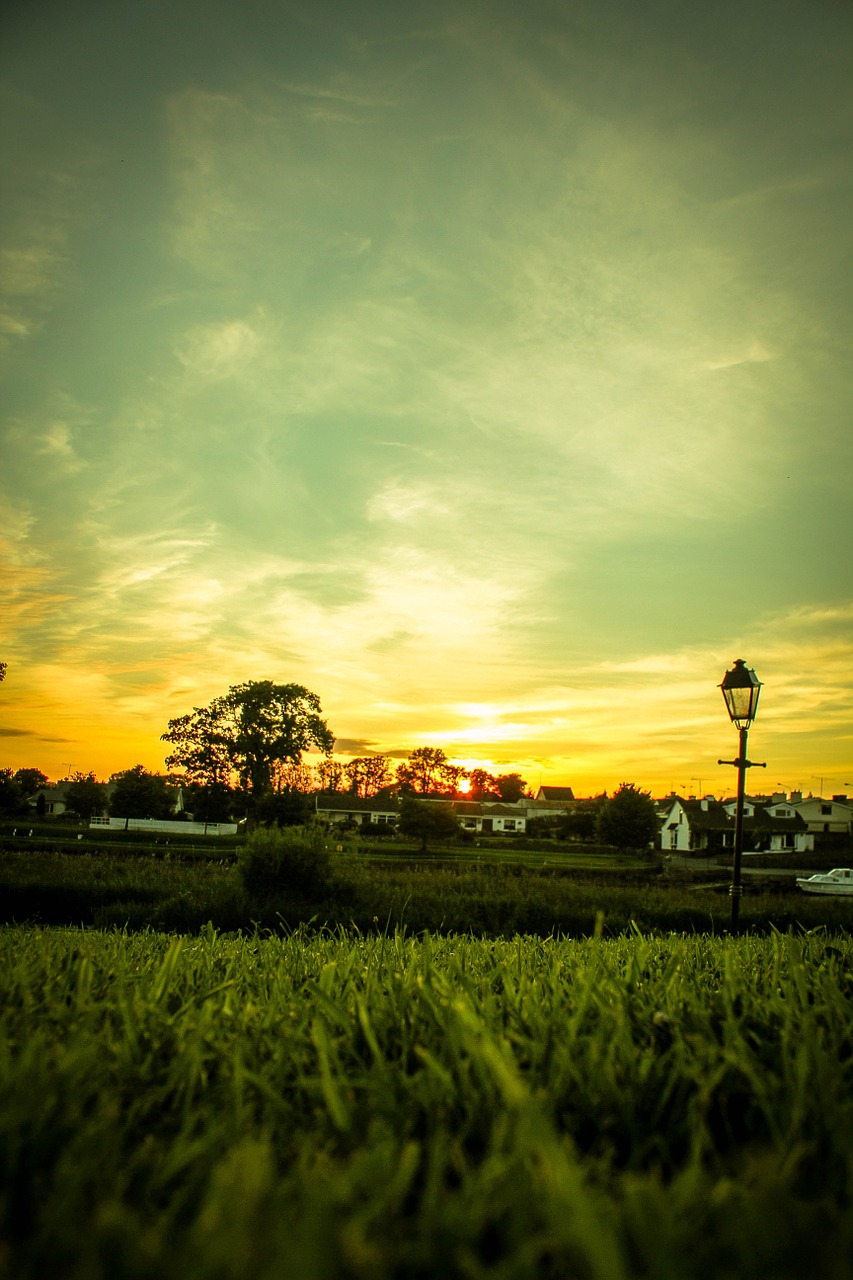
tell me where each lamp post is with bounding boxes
[718,659,766,931]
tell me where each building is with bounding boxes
[314,794,398,827]
[453,801,526,834]
[792,795,853,836]
[660,796,813,855]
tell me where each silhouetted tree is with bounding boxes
[162,680,334,802]
[109,766,174,820]
[344,755,393,797]
[398,796,460,851]
[13,768,49,798]
[64,771,107,820]
[494,773,529,802]
[316,759,344,792]
[595,783,659,850]
[557,796,606,842]
[396,747,466,795]
[254,787,313,827]
[468,768,498,799]
[184,780,234,823]
[0,769,25,815]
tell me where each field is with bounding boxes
[3,839,853,938]
[3,922,853,1278]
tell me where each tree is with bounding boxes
[557,796,606,843]
[13,768,49,798]
[595,784,659,850]
[468,768,498,799]
[162,680,334,800]
[272,760,316,794]
[395,747,466,796]
[494,773,529,803]
[63,771,107,820]
[344,755,393,798]
[161,703,233,788]
[397,796,460,851]
[0,769,25,815]
[254,788,313,828]
[0,661,6,682]
[109,766,174,820]
[316,758,344,792]
[183,780,234,823]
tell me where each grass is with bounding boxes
[2,923,853,1278]
[3,845,853,937]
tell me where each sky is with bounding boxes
[2,0,852,798]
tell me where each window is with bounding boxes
[821,804,832,816]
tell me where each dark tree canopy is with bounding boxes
[183,780,234,824]
[395,747,466,796]
[344,755,393,798]
[494,773,529,803]
[316,758,344,792]
[63,771,107,820]
[162,680,334,798]
[557,796,606,842]
[397,796,460,850]
[0,768,25,815]
[109,766,174,820]
[468,768,498,799]
[14,768,49,798]
[595,783,659,850]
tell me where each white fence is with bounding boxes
[90,817,238,836]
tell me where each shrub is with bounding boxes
[237,825,332,900]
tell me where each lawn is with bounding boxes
[2,923,852,1278]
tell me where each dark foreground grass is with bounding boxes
[2,924,853,1279]
[2,847,853,937]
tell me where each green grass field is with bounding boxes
[2,842,853,938]
[2,923,853,1278]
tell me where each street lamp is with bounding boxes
[718,659,766,931]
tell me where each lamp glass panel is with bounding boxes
[724,684,760,726]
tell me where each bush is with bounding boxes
[237,825,332,900]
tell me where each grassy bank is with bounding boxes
[2,923,853,1278]
[2,847,852,937]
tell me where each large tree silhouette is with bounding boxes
[163,680,334,800]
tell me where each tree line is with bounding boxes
[0,678,660,848]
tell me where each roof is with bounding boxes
[535,786,575,802]
[315,794,398,813]
[452,801,526,817]
[671,797,807,833]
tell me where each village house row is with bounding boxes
[25,780,853,851]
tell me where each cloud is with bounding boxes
[175,316,264,382]
[330,737,382,755]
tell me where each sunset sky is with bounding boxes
[2,0,852,798]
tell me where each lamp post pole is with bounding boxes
[718,660,766,934]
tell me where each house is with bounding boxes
[660,796,813,855]
[793,795,853,836]
[314,794,399,827]
[27,782,74,816]
[534,786,575,804]
[452,801,527,834]
[314,793,529,835]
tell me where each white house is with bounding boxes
[27,782,73,816]
[793,795,853,836]
[660,796,813,854]
[314,794,399,827]
[452,801,527,834]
